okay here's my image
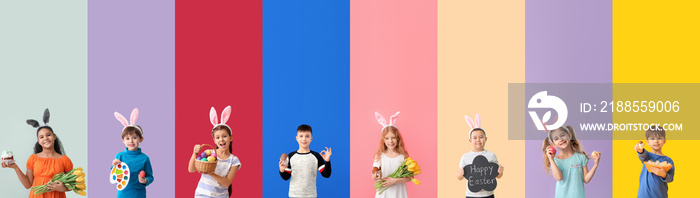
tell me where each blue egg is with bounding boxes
[123,165,128,169]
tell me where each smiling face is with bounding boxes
[122,133,142,151]
[647,135,666,151]
[469,129,487,151]
[296,130,312,149]
[213,129,232,151]
[383,131,398,150]
[37,128,56,150]
[549,129,571,149]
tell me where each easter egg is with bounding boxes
[211,152,217,158]
[205,150,212,156]
[201,157,208,162]
[140,170,146,178]
[547,146,556,155]
[197,156,202,161]
[207,156,216,161]
[200,152,207,158]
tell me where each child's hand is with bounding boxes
[138,173,147,184]
[382,177,400,187]
[498,164,504,174]
[112,159,122,166]
[279,158,288,173]
[2,161,18,169]
[457,166,464,179]
[193,145,202,155]
[372,171,382,181]
[591,151,601,164]
[545,147,555,159]
[649,167,667,178]
[320,147,332,162]
[635,141,644,153]
[46,180,68,192]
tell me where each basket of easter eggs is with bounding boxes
[644,160,673,173]
[195,144,218,173]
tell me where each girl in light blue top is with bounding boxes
[542,126,601,198]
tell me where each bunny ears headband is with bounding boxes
[465,113,485,137]
[546,125,573,142]
[26,108,51,129]
[210,105,232,132]
[375,111,400,132]
[115,108,142,134]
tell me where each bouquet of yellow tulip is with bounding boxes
[32,167,87,196]
[374,157,422,195]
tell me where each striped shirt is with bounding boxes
[194,154,241,198]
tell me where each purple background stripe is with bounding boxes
[88,0,174,197]
[525,0,612,198]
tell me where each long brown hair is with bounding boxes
[542,125,588,176]
[375,126,409,157]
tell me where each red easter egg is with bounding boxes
[547,146,556,155]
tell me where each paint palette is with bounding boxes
[109,162,130,191]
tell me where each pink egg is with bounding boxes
[211,152,217,157]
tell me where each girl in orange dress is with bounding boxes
[2,109,73,198]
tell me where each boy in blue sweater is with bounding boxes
[635,126,674,198]
[112,124,154,198]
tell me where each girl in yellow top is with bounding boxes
[2,109,73,198]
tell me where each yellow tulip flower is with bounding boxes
[72,170,83,176]
[411,178,421,185]
[75,189,87,196]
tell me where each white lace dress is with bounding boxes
[375,153,408,198]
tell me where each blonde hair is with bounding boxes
[542,125,588,176]
[375,126,409,157]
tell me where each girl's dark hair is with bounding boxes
[34,126,65,155]
[211,125,233,195]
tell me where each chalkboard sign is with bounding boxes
[463,155,498,192]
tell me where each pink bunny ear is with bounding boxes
[114,112,129,127]
[374,112,387,126]
[220,105,232,124]
[474,113,481,128]
[130,108,139,126]
[389,111,400,125]
[464,115,475,129]
[209,107,218,127]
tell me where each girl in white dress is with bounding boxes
[372,112,410,198]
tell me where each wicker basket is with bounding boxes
[195,144,217,173]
